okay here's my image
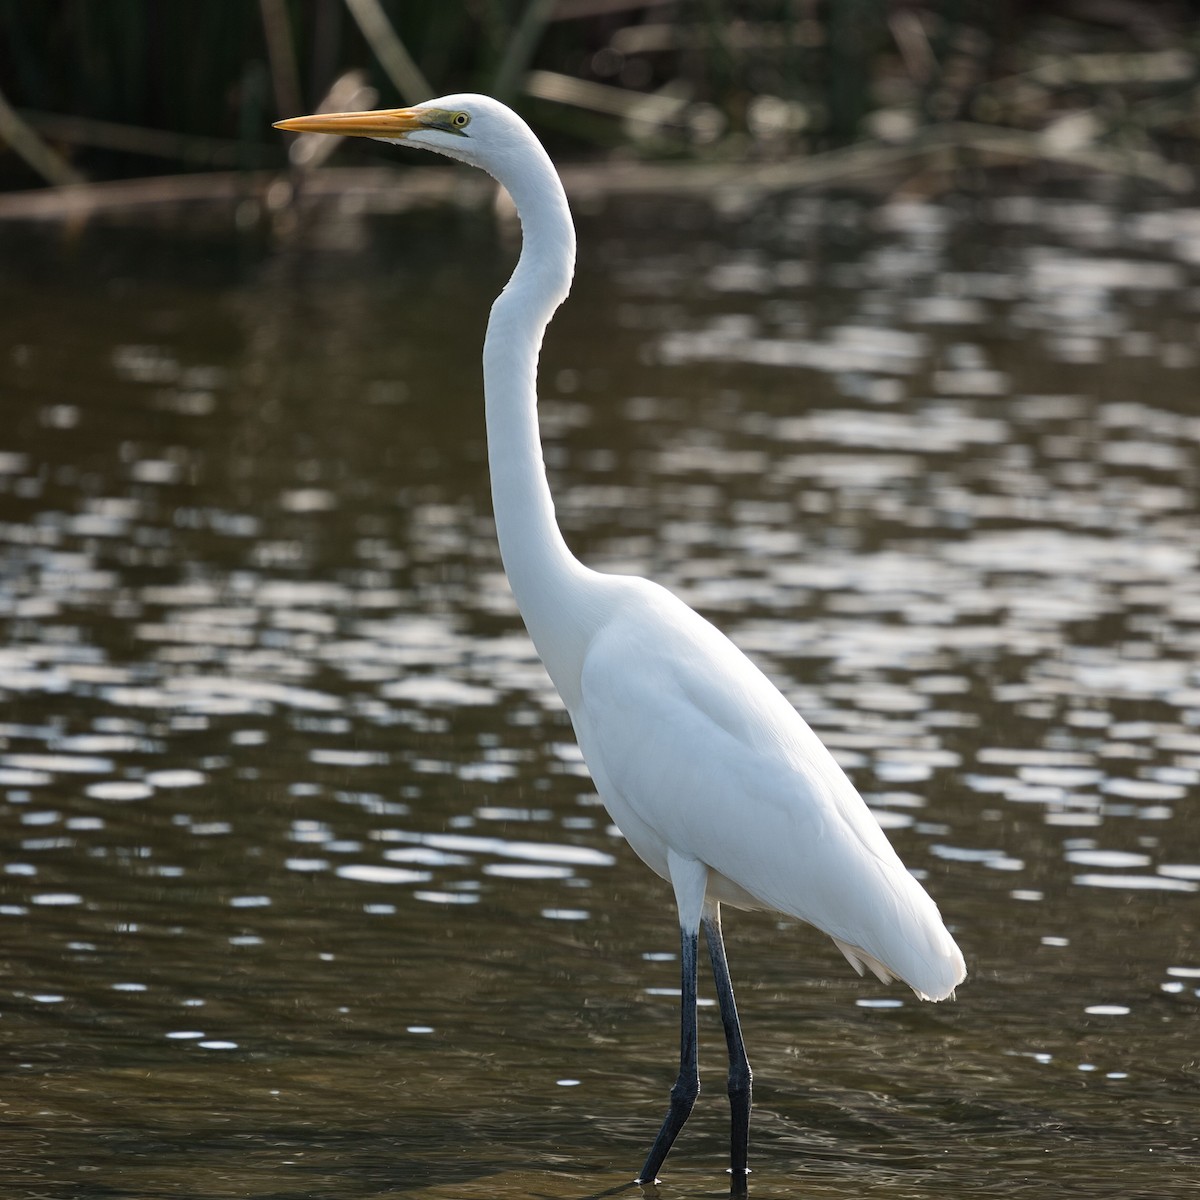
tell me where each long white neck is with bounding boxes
[480,134,600,695]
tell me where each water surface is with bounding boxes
[1,177,1198,1197]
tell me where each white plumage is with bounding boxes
[275,93,966,1188]
[574,576,964,1002]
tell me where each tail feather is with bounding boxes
[834,938,895,986]
[833,930,963,1002]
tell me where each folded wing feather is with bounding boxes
[572,579,965,1002]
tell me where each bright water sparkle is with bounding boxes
[0,184,1198,1195]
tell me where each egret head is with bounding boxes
[276,92,575,305]
[274,93,527,172]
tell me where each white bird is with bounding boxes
[275,95,966,1190]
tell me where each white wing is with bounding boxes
[571,578,965,1002]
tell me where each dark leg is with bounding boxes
[636,925,700,1185]
[703,904,752,1192]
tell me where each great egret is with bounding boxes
[275,95,966,1190]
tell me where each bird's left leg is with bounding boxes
[636,851,707,1186]
[635,921,699,1185]
[702,901,752,1191]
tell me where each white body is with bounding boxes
[570,575,962,999]
[317,93,966,1003]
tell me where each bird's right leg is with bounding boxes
[636,851,707,1186]
[702,901,752,1193]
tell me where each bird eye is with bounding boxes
[451,112,470,129]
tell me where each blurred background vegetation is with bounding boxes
[1,0,1199,194]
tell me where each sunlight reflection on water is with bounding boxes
[0,185,1198,1194]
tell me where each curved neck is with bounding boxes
[481,140,596,691]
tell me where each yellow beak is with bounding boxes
[273,108,425,138]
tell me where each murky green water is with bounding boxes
[1,178,1198,1198]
